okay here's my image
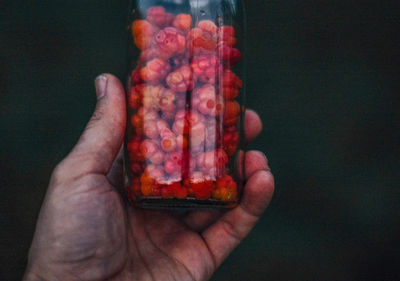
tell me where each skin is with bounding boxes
[24,74,274,281]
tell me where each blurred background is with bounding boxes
[1,0,399,280]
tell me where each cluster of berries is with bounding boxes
[126,6,242,202]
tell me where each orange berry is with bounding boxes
[198,20,218,36]
[131,113,143,128]
[173,14,192,34]
[140,172,154,186]
[220,188,237,202]
[132,20,156,50]
[212,188,222,200]
[141,183,153,196]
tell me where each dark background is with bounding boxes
[1,0,399,280]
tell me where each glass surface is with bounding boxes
[124,0,246,208]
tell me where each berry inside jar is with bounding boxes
[126,5,244,208]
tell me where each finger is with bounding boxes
[201,169,274,267]
[245,109,262,143]
[107,145,124,190]
[245,150,270,180]
[183,210,223,232]
[61,74,126,178]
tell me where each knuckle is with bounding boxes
[219,219,243,243]
[50,160,69,184]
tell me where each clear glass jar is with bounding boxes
[124,0,246,209]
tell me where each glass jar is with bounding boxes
[124,0,246,209]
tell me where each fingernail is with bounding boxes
[95,75,108,99]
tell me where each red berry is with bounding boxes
[223,129,239,156]
[184,172,214,200]
[192,84,224,116]
[204,118,223,150]
[128,178,142,196]
[215,148,229,166]
[161,185,174,198]
[191,54,222,84]
[193,180,215,200]
[172,110,200,135]
[175,94,187,109]
[218,26,237,46]
[147,164,165,179]
[165,13,175,26]
[131,68,144,85]
[132,20,158,50]
[224,100,241,127]
[164,159,178,175]
[198,20,218,37]
[176,134,188,150]
[139,48,158,62]
[156,119,170,135]
[190,144,205,156]
[140,139,158,158]
[172,117,187,135]
[154,27,186,59]
[189,121,206,147]
[175,186,188,199]
[164,150,196,177]
[146,6,174,27]
[187,27,217,54]
[152,185,162,196]
[140,58,171,84]
[217,42,242,66]
[127,137,145,162]
[172,14,192,34]
[167,181,187,199]
[173,110,206,146]
[140,85,163,111]
[197,149,228,178]
[130,161,144,175]
[186,110,204,124]
[141,108,159,122]
[149,150,164,165]
[159,88,176,115]
[224,100,241,120]
[215,175,238,202]
[140,140,164,165]
[131,113,143,128]
[166,65,196,93]
[220,70,242,100]
[161,135,177,152]
[128,84,144,110]
[164,151,183,174]
[143,120,159,139]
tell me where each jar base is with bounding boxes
[132,198,238,210]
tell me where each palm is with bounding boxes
[96,160,221,281]
[124,209,215,281]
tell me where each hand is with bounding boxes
[24,74,274,281]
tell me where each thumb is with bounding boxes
[62,74,126,178]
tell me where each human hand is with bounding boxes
[24,74,274,281]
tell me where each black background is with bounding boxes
[1,0,399,280]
